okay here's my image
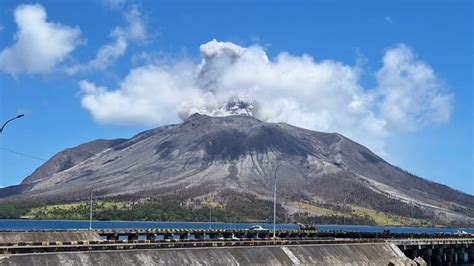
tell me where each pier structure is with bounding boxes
[0,229,473,265]
[393,238,474,265]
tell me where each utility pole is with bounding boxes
[343,195,347,226]
[89,191,93,231]
[273,161,289,238]
[297,201,301,223]
[208,195,212,230]
[273,172,277,238]
[209,206,212,230]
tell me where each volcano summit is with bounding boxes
[1,114,472,226]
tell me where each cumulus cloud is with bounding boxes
[68,6,146,74]
[79,40,452,153]
[0,4,81,76]
[376,44,452,132]
[79,61,199,125]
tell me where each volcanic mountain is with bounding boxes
[1,114,473,225]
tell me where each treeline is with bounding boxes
[24,201,213,221]
[0,199,286,223]
[0,202,41,219]
[3,199,470,227]
[297,213,377,226]
[0,199,375,226]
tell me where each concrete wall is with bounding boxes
[0,231,101,243]
[0,243,416,265]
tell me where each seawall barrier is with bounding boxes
[0,231,101,244]
[0,243,415,266]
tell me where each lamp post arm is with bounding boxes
[0,114,24,133]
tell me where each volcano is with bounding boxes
[1,114,472,225]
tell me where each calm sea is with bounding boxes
[0,219,473,234]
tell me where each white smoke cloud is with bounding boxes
[0,4,81,76]
[79,40,452,153]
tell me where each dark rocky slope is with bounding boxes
[1,114,472,225]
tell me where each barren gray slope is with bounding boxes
[0,114,472,224]
[22,139,127,185]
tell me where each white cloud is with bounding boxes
[385,16,394,24]
[79,40,452,154]
[121,7,147,41]
[0,4,81,76]
[376,44,452,132]
[67,36,127,74]
[68,6,146,74]
[79,61,200,125]
[102,0,126,10]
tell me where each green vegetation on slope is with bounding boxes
[0,196,434,227]
[7,195,287,223]
[0,202,42,219]
[288,201,433,227]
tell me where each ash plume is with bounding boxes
[79,39,452,154]
[177,40,256,119]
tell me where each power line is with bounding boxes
[0,147,46,162]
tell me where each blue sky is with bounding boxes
[0,0,472,194]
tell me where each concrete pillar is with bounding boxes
[421,248,432,266]
[412,248,419,259]
[405,248,419,259]
[467,247,474,263]
[432,248,443,266]
[445,247,455,265]
[127,234,138,241]
[455,247,465,264]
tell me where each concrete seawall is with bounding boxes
[0,243,416,265]
[0,231,101,243]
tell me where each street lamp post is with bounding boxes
[0,114,24,134]
[89,191,93,231]
[208,195,213,230]
[273,161,289,238]
[343,195,347,226]
[209,205,212,230]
